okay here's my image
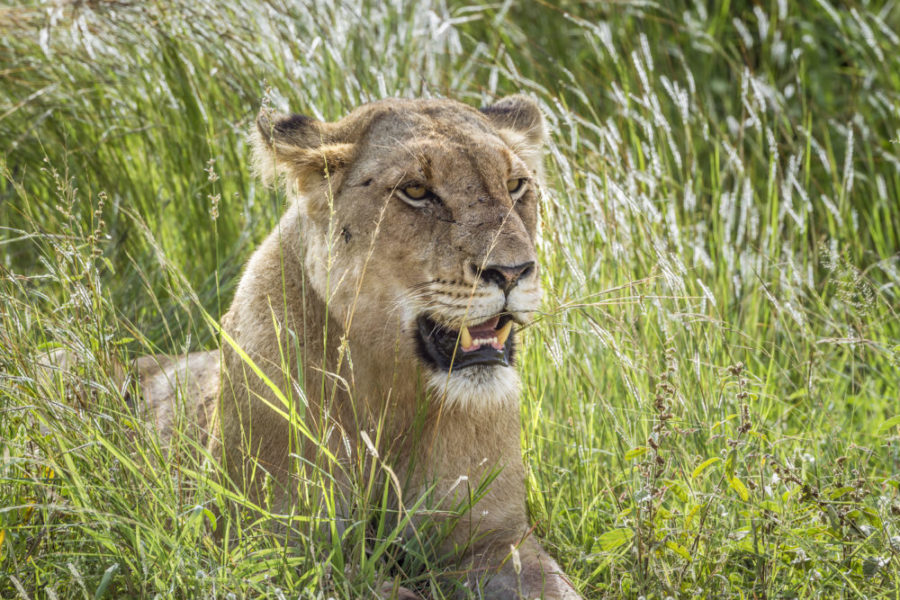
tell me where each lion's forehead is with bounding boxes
[369,141,510,183]
[351,97,491,127]
[351,130,516,194]
[335,100,522,188]
[354,101,501,148]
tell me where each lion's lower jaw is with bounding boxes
[425,365,520,412]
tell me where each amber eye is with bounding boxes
[403,185,428,199]
[506,178,526,195]
[397,183,435,208]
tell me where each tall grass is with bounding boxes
[2,0,899,598]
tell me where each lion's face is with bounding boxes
[254,97,545,408]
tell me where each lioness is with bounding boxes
[137,96,580,599]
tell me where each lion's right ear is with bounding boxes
[481,95,545,177]
[252,111,355,194]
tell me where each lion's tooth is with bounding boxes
[460,326,472,349]
[496,321,513,346]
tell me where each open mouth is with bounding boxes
[415,314,516,371]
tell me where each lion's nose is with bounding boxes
[470,261,536,293]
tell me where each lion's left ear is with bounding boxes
[481,95,545,176]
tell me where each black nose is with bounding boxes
[471,261,536,293]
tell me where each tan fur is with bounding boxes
[135,351,219,445]
[141,96,580,599]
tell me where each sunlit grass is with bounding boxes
[2,1,899,598]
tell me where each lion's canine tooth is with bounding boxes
[496,321,513,346]
[460,326,473,349]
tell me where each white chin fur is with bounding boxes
[426,365,520,412]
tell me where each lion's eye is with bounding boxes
[398,184,435,208]
[404,185,428,199]
[506,178,527,197]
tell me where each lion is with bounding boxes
[129,96,580,599]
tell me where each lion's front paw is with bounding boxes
[482,571,581,600]
[378,581,423,600]
[470,546,582,600]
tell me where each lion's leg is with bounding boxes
[408,411,582,599]
[416,475,580,599]
[135,350,220,447]
[465,535,581,600]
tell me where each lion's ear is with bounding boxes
[481,95,545,175]
[252,110,355,193]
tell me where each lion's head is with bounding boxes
[253,96,544,410]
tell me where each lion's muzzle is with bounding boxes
[415,313,516,371]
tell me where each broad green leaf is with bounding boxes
[625,446,649,461]
[597,528,634,552]
[691,457,721,480]
[666,479,689,502]
[685,503,702,529]
[666,540,692,561]
[829,486,855,499]
[725,448,737,479]
[876,415,900,434]
[729,476,749,501]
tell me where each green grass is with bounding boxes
[2,0,900,598]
